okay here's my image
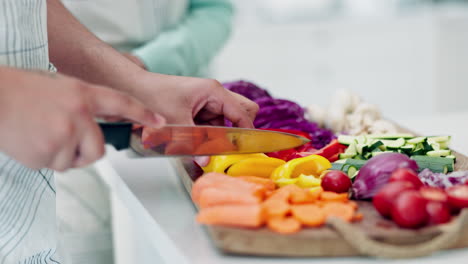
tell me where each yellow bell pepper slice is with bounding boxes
[226,157,285,178]
[271,155,331,180]
[201,153,267,173]
[274,178,299,187]
[296,174,322,188]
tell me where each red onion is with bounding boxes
[352,153,419,200]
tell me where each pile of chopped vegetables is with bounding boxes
[193,172,361,234]
[160,80,468,232]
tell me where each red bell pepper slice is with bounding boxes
[290,139,347,162]
[260,128,314,161]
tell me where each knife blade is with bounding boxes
[99,123,310,157]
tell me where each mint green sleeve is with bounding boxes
[133,0,233,76]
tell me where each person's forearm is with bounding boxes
[46,0,146,94]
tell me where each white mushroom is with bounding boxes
[368,120,398,134]
[305,104,326,127]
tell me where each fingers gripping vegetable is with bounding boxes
[352,153,419,199]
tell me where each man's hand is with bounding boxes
[0,67,164,171]
[129,73,259,127]
[46,0,258,128]
[122,53,146,70]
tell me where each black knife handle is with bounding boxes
[98,122,133,150]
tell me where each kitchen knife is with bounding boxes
[99,122,310,157]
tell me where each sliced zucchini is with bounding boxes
[411,155,455,172]
[337,135,355,145]
[438,142,449,149]
[339,153,356,159]
[406,137,427,144]
[367,133,414,139]
[356,143,367,155]
[355,136,367,145]
[446,155,456,160]
[371,151,394,157]
[427,150,452,157]
[347,166,358,179]
[412,148,426,156]
[348,160,366,169]
[427,136,451,143]
[368,141,384,152]
[430,142,441,151]
[344,143,357,156]
[381,138,405,149]
[422,141,434,152]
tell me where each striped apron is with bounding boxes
[0,0,63,263]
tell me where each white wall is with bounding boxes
[210,1,468,120]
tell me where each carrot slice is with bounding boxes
[267,216,301,234]
[320,191,349,202]
[291,204,326,227]
[309,186,323,200]
[267,188,290,202]
[290,188,317,204]
[262,199,290,217]
[265,190,275,198]
[322,202,355,222]
[192,173,266,204]
[198,188,261,208]
[196,204,266,228]
[238,176,276,191]
[273,184,302,200]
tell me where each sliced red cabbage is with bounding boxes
[223,80,272,101]
[223,80,335,149]
[418,169,468,189]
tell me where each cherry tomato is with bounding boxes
[391,190,428,228]
[389,168,423,189]
[373,181,416,218]
[426,201,451,225]
[321,171,352,193]
[446,185,468,209]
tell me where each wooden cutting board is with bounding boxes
[172,150,468,259]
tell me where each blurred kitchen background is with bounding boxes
[210,0,468,120]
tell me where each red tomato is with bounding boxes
[389,168,423,189]
[426,201,452,225]
[446,185,468,209]
[391,190,428,228]
[321,171,352,193]
[419,186,448,203]
[373,181,416,218]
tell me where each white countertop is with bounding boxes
[104,111,468,264]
